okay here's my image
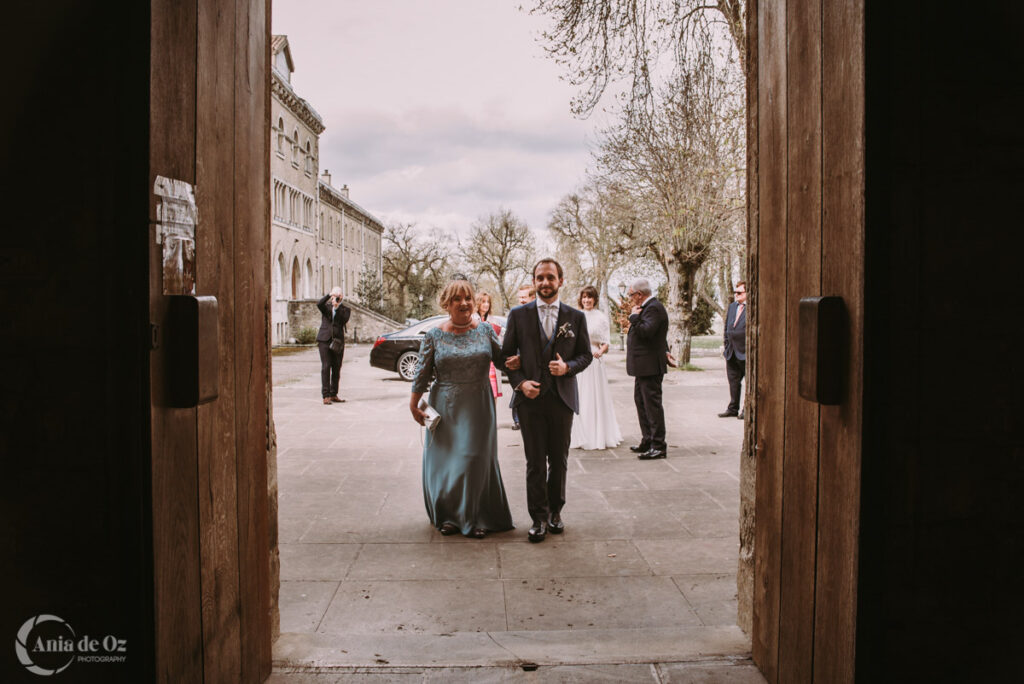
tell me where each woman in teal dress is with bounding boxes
[409,279,518,538]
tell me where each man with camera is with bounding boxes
[316,286,351,405]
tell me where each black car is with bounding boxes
[369,314,507,381]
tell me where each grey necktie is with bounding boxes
[541,304,556,339]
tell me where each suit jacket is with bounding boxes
[502,300,593,413]
[626,297,669,377]
[723,300,746,361]
[316,294,351,343]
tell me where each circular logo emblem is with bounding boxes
[15,615,76,676]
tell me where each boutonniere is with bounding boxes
[556,322,575,339]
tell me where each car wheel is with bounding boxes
[397,351,419,381]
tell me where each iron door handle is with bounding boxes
[798,296,845,405]
[166,295,219,408]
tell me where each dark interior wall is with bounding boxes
[861,1,1024,679]
[1,3,152,682]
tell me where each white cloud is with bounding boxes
[272,0,605,236]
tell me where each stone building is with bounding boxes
[318,171,383,309]
[270,35,384,344]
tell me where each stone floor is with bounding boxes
[270,341,761,682]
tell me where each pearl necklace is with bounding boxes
[448,318,472,330]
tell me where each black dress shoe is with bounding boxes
[440,522,459,535]
[718,411,738,418]
[629,444,650,453]
[468,528,486,539]
[512,423,521,431]
[737,412,744,419]
[548,512,564,534]
[638,448,667,460]
[528,521,548,543]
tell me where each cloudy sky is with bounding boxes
[272,0,611,240]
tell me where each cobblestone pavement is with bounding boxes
[270,342,762,682]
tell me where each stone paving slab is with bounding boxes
[272,343,756,679]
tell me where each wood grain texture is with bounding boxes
[196,0,243,679]
[737,0,759,638]
[778,0,822,679]
[149,0,202,681]
[815,0,864,680]
[751,0,787,679]
[232,0,273,680]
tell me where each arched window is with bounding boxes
[305,259,314,298]
[304,141,313,174]
[291,256,300,299]
[276,117,285,154]
[276,253,287,300]
[292,129,300,165]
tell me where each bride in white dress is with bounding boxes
[570,286,623,449]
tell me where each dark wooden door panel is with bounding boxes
[196,0,244,679]
[149,0,202,681]
[149,0,270,681]
[778,0,822,679]
[814,0,864,679]
[232,0,273,679]
[751,0,788,678]
[752,1,864,682]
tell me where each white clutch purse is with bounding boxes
[418,397,441,432]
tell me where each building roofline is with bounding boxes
[318,182,385,233]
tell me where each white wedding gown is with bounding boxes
[570,308,622,450]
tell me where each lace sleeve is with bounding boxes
[411,329,436,394]
[591,311,611,345]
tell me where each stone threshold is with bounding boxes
[273,625,750,669]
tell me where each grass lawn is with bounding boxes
[690,335,721,350]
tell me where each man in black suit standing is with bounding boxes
[626,278,670,460]
[316,286,350,405]
[719,280,747,419]
[503,258,593,542]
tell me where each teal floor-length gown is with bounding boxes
[412,322,514,534]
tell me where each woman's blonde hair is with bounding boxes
[439,279,475,310]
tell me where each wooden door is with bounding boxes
[148,0,272,681]
[750,0,864,681]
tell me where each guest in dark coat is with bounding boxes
[625,278,670,460]
[316,287,350,405]
[719,281,747,418]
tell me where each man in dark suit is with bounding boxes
[626,278,670,460]
[316,287,350,405]
[719,280,747,418]
[503,259,592,542]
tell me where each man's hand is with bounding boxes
[548,353,568,377]
[506,355,521,370]
[519,380,541,399]
[631,305,643,316]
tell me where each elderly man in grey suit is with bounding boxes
[719,281,747,418]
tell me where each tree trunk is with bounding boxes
[665,258,700,365]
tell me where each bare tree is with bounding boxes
[531,0,747,117]
[382,222,455,319]
[547,180,638,314]
[461,208,537,310]
[596,52,744,363]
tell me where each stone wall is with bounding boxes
[286,299,402,344]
